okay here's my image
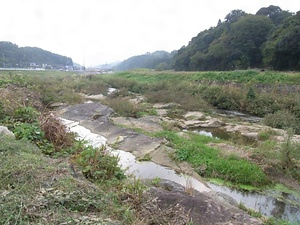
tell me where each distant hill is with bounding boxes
[115,51,176,71]
[0,42,73,69]
[94,61,121,70]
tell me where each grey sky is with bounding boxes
[1,0,299,66]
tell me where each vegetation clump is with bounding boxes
[155,131,270,187]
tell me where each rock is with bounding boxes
[128,95,145,104]
[183,120,203,128]
[0,126,15,138]
[60,103,164,159]
[156,109,168,116]
[85,94,105,101]
[184,111,204,120]
[183,118,225,129]
[200,118,225,128]
[49,102,67,108]
[241,132,259,139]
[111,116,163,133]
[149,182,263,225]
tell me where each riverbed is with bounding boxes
[61,116,300,223]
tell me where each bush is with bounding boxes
[104,97,144,118]
[75,145,125,182]
[201,86,242,111]
[14,107,39,123]
[264,110,300,134]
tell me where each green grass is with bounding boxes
[155,130,270,187]
[110,70,300,85]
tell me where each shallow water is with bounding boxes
[208,183,300,222]
[61,117,210,193]
[192,127,258,146]
[111,149,210,192]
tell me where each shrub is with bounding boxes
[13,107,39,123]
[75,145,125,182]
[280,129,300,181]
[104,97,144,118]
[246,94,280,116]
[264,110,300,134]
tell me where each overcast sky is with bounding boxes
[1,0,299,67]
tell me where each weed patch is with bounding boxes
[155,131,270,186]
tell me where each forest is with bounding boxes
[174,5,300,71]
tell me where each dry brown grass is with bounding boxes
[39,113,74,151]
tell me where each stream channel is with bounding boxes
[61,117,300,223]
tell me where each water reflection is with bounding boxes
[208,183,300,222]
[111,149,210,193]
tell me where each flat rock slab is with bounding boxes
[112,116,163,133]
[184,111,205,120]
[150,180,263,225]
[59,103,163,158]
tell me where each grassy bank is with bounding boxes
[0,136,134,224]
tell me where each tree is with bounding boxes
[263,12,300,70]
[230,15,274,68]
[256,5,292,26]
[225,10,247,23]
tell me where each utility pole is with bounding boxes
[2,53,4,68]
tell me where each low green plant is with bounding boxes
[258,129,278,141]
[155,130,270,186]
[139,153,152,161]
[123,178,147,206]
[13,122,55,154]
[75,145,126,182]
[238,203,262,218]
[13,122,44,142]
[151,177,161,186]
[263,217,296,225]
[13,106,40,123]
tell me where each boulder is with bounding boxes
[0,126,15,138]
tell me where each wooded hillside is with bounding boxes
[0,42,73,69]
[173,5,299,71]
